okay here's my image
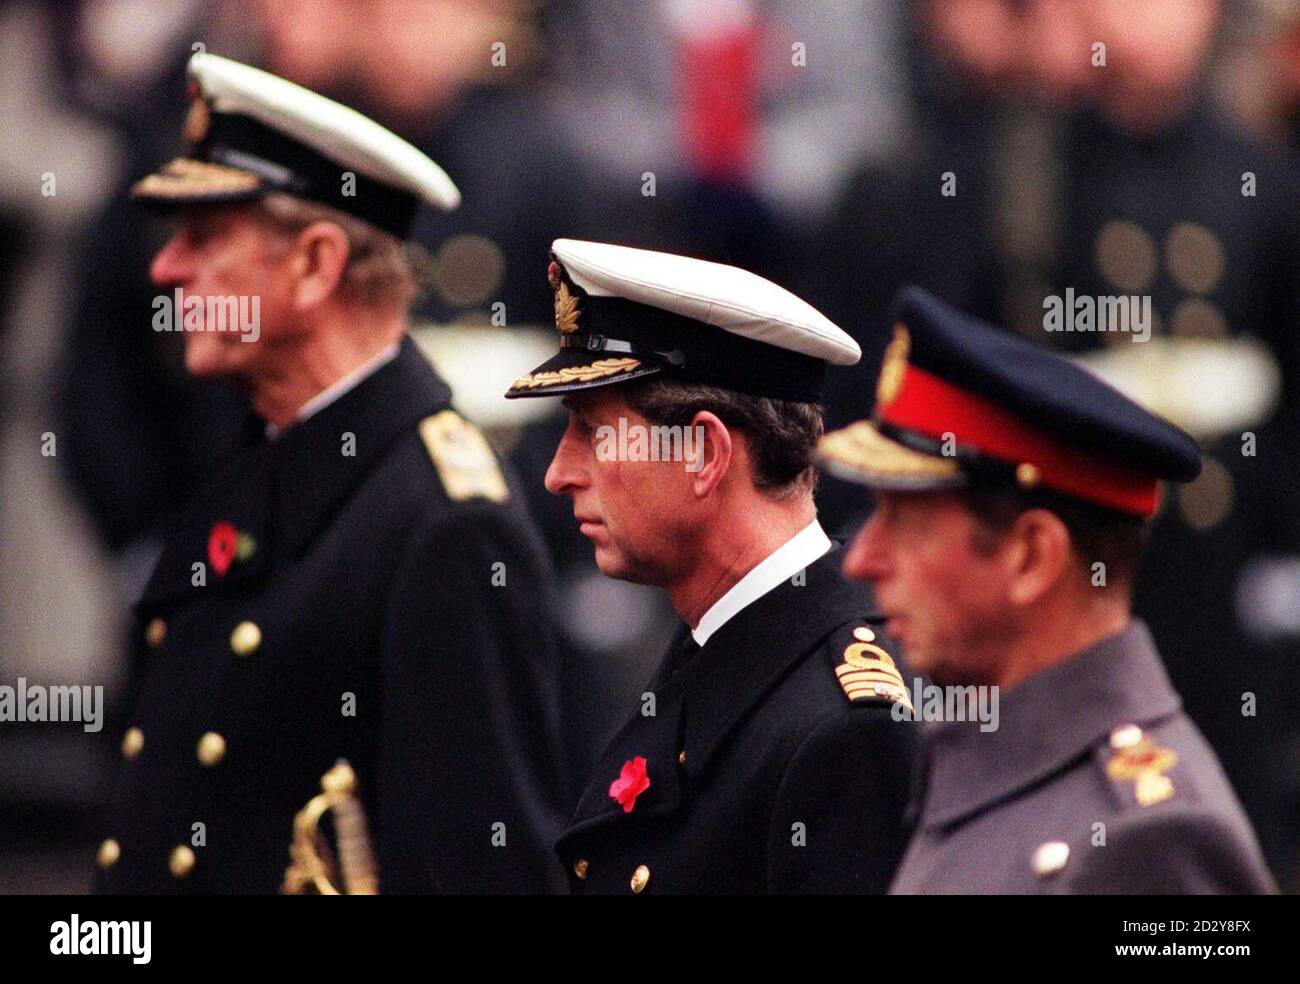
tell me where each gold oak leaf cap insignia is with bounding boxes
[549,259,581,334]
[419,410,509,503]
[875,324,910,409]
[833,627,912,710]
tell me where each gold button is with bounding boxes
[121,727,144,760]
[678,750,686,766]
[169,845,195,878]
[96,838,121,869]
[573,858,589,880]
[196,731,226,767]
[1015,462,1041,488]
[630,864,650,894]
[1109,724,1143,750]
[853,626,876,643]
[230,621,261,657]
[145,617,166,649]
[1032,841,1070,878]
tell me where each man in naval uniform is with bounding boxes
[504,240,916,894]
[95,53,567,894]
[818,287,1276,893]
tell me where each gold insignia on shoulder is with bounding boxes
[509,357,641,391]
[875,324,910,408]
[554,279,581,334]
[1105,734,1178,807]
[835,633,912,710]
[419,410,509,503]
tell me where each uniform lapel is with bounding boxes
[267,336,450,563]
[916,621,1183,830]
[562,546,879,838]
[677,545,874,780]
[565,633,686,832]
[137,431,275,608]
[136,336,451,610]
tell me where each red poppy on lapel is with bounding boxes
[207,521,255,577]
[609,755,651,813]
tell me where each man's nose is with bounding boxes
[149,230,193,288]
[842,513,891,583]
[543,424,588,497]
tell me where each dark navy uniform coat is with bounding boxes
[890,622,1276,894]
[95,337,568,894]
[555,547,916,894]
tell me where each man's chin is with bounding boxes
[922,657,980,688]
[898,643,942,682]
[184,340,246,378]
[591,546,631,581]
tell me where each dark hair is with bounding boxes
[622,378,824,497]
[959,484,1149,584]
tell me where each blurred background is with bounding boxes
[1,0,1297,892]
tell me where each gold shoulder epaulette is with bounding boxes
[418,410,509,504]
[834,625,913,710]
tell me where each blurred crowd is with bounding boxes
[1,0,1297,890]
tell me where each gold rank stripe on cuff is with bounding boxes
[509,357,641,391]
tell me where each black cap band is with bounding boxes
[563,295,827,402]
[198,112,418,238]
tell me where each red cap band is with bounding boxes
[880,365,1160,517]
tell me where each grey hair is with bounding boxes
[253,192,434,311]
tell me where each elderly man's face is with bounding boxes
[149,205,297,379]
[544,388,700,586]
[842,490,1013,686]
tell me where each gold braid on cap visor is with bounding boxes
[817,419,962,485]
[509,357,642,391]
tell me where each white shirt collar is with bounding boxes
[691,517,833,646]
[265,341,401,440]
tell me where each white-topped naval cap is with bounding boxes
[552,239,861,365]
[187,52,460,211]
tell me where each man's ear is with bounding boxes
[287,220,350,310]
[687,411,732,499]
[1004,508,1074,607]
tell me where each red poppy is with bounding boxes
[608,756,650,813]
[207,521,239,576]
